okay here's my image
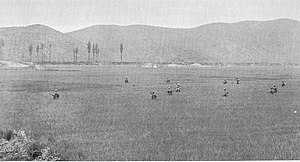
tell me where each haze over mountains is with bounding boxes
[0,19,299,64]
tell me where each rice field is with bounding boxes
[1,65,300,160]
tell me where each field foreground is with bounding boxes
[1,65,300,160]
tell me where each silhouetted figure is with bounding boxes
[273,85,277,93]
[222,79,227,84]
[270,85,277,94]
[282,81,286,87]
[166,78,171,83]
[150,92,157,99]
[167,87,172,95]
[236,78,240,84]
[222,88,229,97]
[125,78,129,83]
[50,89,60,99]
[270,88,275,94]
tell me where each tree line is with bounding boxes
[28,41,102,63]
[86,41,100,63]
[1,38,124,63]
[28,43,51,63]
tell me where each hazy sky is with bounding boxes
[1,0,300,32]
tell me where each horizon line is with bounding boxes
[0,18,298,33]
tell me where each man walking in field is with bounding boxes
[167,87,172,95]
[273,85,277,93]
[236,78,240,84]
[166,78,171,83]
[270,85,277,94]
[282,81,286,87]
[125,78,129,83]
[49,89,60,99]
[150,91,157,99]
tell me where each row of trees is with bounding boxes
[87,41,100,62]
[1,37,125,63]
[86,42,124,62]
[0,40,124,63]
[28,43,52,63]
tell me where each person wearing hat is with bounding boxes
[273,85,277,93]
[166,78,171,83]
[50,89,60,99]
[150,91,157,99]
[167,87,172,95]
[274,85,277,93]
[282,81,286,87]
[270,85,277,94]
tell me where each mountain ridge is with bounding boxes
[0,18,299,64]
[0,24,87,62]
[67,18,300,63]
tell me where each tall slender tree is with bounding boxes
[29,44,33,62]
[0,39,4,60]
[92,43,95,61]
[75,47,78,62]
[87,41,91,62]
[95,44,99,62]
[40,43,44,62]
[73,47,78,63]
[49,44,52,62]
[120,43,123,62]
[36,44,40,62]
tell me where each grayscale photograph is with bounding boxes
[0,0,300,160]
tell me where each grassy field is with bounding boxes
[1,65,300,160]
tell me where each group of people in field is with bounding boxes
[49,77,131,100]
[269,81,286,94]
[48,76,287,100]
[222,78,240,97]
[166,79,181,95]
[150,78,181,99]
[222,78,240,85]
[221,78,286,96]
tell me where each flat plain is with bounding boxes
[0,65,300,160]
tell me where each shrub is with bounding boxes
[4,130,14,141]
[0,130,81,161]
